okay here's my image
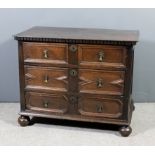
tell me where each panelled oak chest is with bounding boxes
[14,27,139,136]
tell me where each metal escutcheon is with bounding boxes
[70,69,77,77]
[69,45,77,52]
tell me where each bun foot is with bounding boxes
[18,115,30,127]
[119,126,132,137]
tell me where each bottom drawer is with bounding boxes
[25,92,69,114]
[78,95,123,119]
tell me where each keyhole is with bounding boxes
[69,45,77,52]
[70,69,77,76]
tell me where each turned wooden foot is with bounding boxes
[119,126,132,137]
[18,115,30,127]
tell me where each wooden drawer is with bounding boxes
[78,44,126,69]
[23,42,68,66]
[79,69,124,95]
[25,66,68,92]
[78,95,123,118]
[25,92,69,114]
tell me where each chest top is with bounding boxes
[14,26,139,46]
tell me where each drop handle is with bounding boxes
[43,101,48,108]
[43,49,48,59]
[44,75,49,83]
[96,104,103,113]
[98,51,104,62]
[96,78,103,88]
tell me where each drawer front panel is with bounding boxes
[78,95,123,118]
[25,66,68,92]
[78,45,126,69]
[25,92,69,114]
[23,42,68,65]
[79,69,124,95]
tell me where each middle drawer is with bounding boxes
[24,66,68,92]
[79,69,125,95]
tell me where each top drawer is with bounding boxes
[23,42,68,66]
[78,45,127,69]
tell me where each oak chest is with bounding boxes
[15,27,139,136]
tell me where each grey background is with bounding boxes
[0,8,154,102]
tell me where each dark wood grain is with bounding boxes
[122,46,134,121]
[68,44,79,114]
[14,26,139,46]
[18,41,26,111]
[19,110,130,126]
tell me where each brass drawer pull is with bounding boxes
[96,104,103,113]
[70,69,77,77]
[44,75,49,83]
[43,101,49,108]
[98,51,104,62]
[96,78,103,88]
[43,49,48,59]
[69,45,77,52]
